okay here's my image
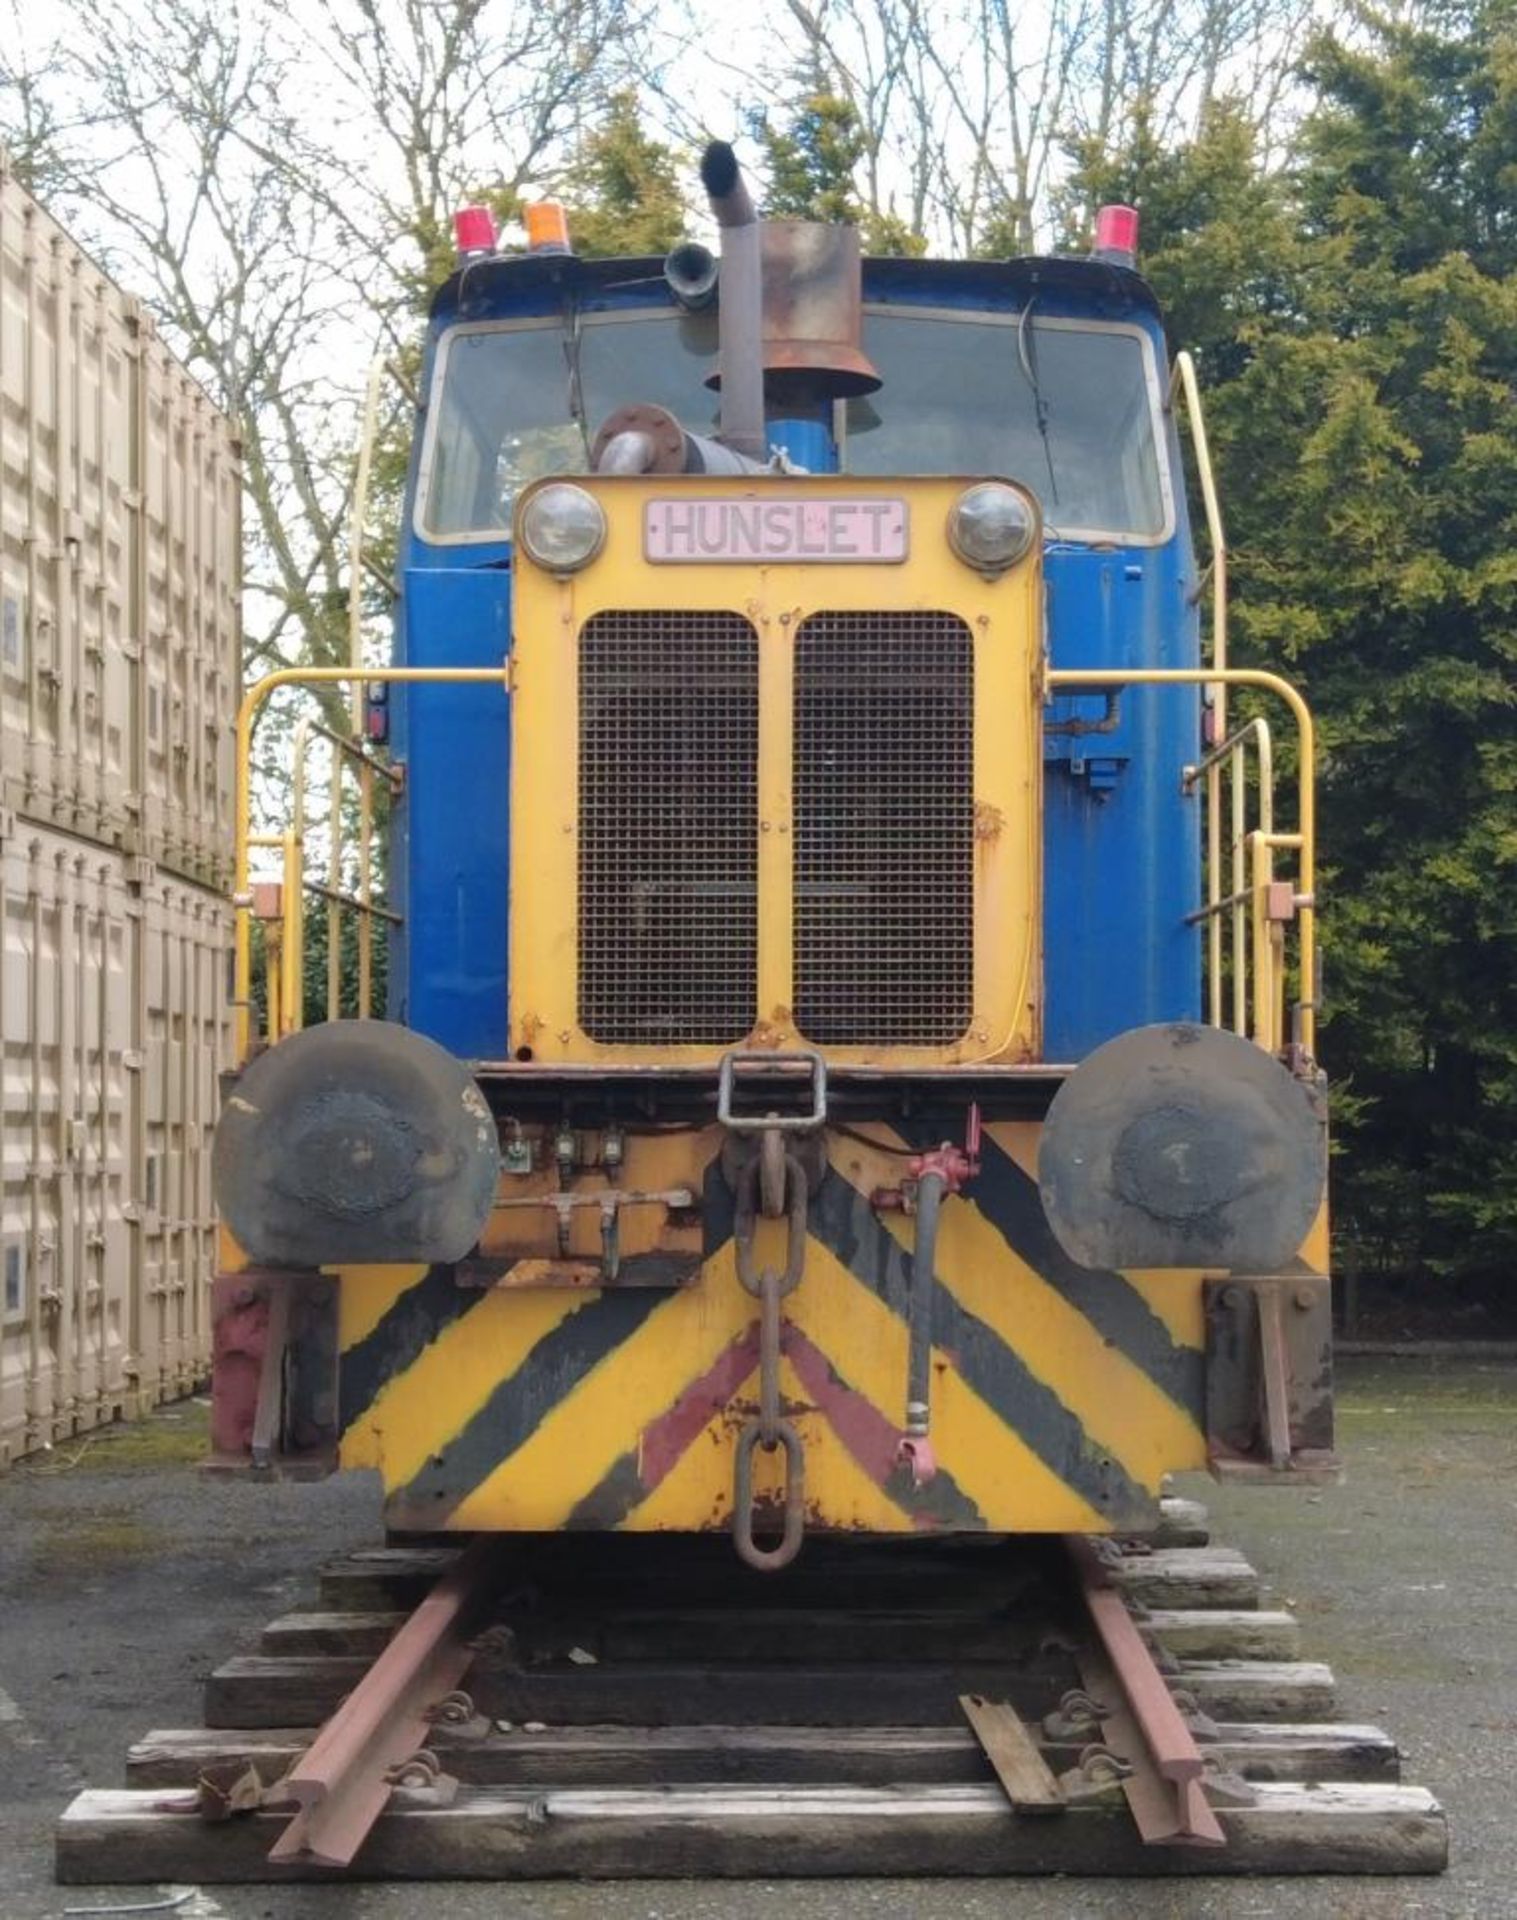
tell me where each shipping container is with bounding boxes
[0,817,230,1467]
[0,157,241,888]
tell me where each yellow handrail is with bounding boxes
[1170,352,1228,702]
[347,357,387,728]
[246,832,286,1048]
[292,715,403,1026]
[346,356,393,1013]
[233,666,509,1061]
[1170,352,1231,1033]
[1183,716,1274,1037]
[1048,666,1315,1057]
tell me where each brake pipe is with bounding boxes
[897,1104,982,1487]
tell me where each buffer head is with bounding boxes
[215,1022,499,1268]
[1038,1023,1327,1272]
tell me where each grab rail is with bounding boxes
[1184,717,1274,1038]
[1169,353,1231,1031]
[1047,667,1316,1059]
[232,666,509,1062]
[291,716,403,1027]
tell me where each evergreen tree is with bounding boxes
[1059,99,1304,378]
[754,92,866,225]
[752,91,926,254]
[1068,6,1517,1285]
[560,90,688,258]
[1275,3,1517,1284]
[972,198,1036,259]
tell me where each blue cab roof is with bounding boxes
[432,250,1169,336]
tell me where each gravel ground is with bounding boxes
[1,1353,1512,1920]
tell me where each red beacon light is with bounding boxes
[453,205,497,262]
[1092,203,1140,269]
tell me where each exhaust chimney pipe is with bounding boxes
[592,403,769,478]
[701,141,767,462]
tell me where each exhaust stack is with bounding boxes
[700,142,766,462]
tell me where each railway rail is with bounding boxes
[56,1499,1445,1882]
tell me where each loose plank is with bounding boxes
[959,1697,1063,1811]
[269,1606,1056,1666]
[1151,1496,1210,1548]
[261,1611,403,1658]
[264,1600,1291,1668]
[316,1537,1066,1615]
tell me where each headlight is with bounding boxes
[947,483,1036,575]
[518,483,606,572]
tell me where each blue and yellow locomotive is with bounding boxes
[212,145,1332,1569]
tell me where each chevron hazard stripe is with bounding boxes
[337,1124,1210,1537]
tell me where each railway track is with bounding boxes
[56,1498,1446,1882]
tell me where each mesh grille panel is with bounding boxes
[578,610,758,1045]
[794,611,974,1046]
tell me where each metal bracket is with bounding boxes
[491,1186,697,1286]
[1042,1688,1106,1743]
[249,1279,291,1473]
[1057,1742,1134,1803]
[1204,1274,1340,1483]
[204,1270,338,1479]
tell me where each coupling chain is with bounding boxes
[731,1146,808,1572]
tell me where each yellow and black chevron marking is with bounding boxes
[336,1121,1274,1538]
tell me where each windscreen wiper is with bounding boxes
[560,296,593,466]
[1017,298,1060,505]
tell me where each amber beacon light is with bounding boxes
[525,200,573,255]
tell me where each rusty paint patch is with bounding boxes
[974,801,1006,841]
[747,1009,795,1050]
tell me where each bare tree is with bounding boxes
[1,0,1314,715]
[35,0,360,700]
[3,0,648,698]
[1089,0,1316,150]
[247,0,652,348]
[761,0,1317,252]
[0,0,123,201]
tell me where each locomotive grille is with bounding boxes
[578,610,758,1045]
[793,611,975,1045]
